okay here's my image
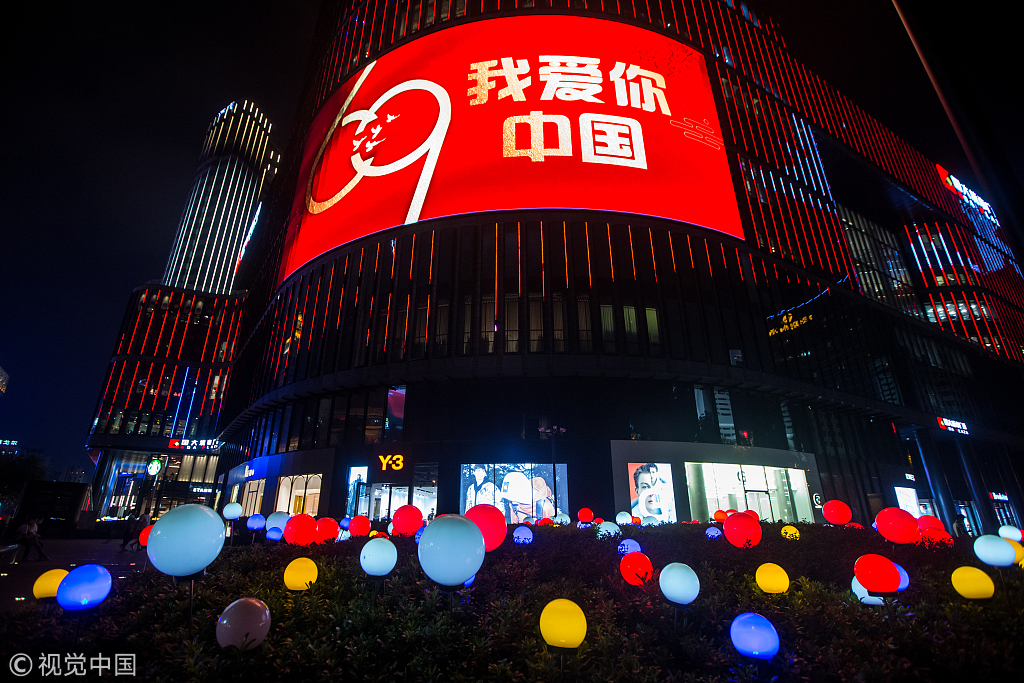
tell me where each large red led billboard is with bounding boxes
[281,15,743,281]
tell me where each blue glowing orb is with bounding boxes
[222,502,243,521]
[705,527,723,540]
[464,573,476,588]
[513,526,534,545]
[851,577,884,605]
[417,514,485,587]
[246,514,266,531]
[56,564,112,611]
[730,612,780,659]
[974,535,1017,567]
[266,527,284,541]
[894,562,910,592]
[659,562,700,605]
[266,511,290,532]
[147,504,225,577]
[414,526,425,544]
[617,538,641,557]
[339,517,351,530]
[576,521,591,529]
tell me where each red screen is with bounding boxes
[281,15,743,282]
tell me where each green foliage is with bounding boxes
[1,522,1021,681]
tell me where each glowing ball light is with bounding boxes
[822,500,852,525]
[513,526,534,545]
[576,521,591,529]
[974,535,1017,567]
[851,577,884,605]
[33,569,69,599]
[743,509,759,521]
[918,515,944,532]
[539,599,587,649]
[266,511,290,532]
[464,574,476,588]
[951,566,994,599]
[524,517,536,525]
[875,507,920,544]
[730,612,780,660]
[1006,538,1024,565]
[593,518,604,525]
[339,517,351,530]
[642,516,658,526]
[847,522,864,529]
[538,517,554,526]
[56,565,112,611]
[369,530,379,538]
[348,515,372,537]
[388,523,394,535]
[659,562,699,605]
[360,538,398,577]
[414,527,425,544]
[223,502,243,520]
[578,508,594,523]
[781,525,800,540]
[216,598,271,650]
[465,504,508,551]
[854,554,900,593]
[283,558,318,590]
[266,527,284,541]
[724,512,762,548]
[246,514,266,531]
[283,514,318,546]
[392,505,424,537]
[713,510,728,523]
[755,563,790,594]
[921,527,954,546]
[618,538,641,556]
[596,521,621,539]
[138,524,154,546]
[316,517,340,543]
[894,563,910,592]
[615,511,633,525]
[631,516,642,526]
[553,513,571,525]
[417,514,485,587]
[620,551,654,585]
[726,509,739,516]
[998,525,1023,543]
[147,503,225,577]
[705,526,723,540]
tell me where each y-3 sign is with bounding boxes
[378,454,405,471]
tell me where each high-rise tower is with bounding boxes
[162,100,279,294]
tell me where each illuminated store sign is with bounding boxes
[767,312,813,337]
[0,439,18,446]
[989,492,1009,502]
[936,416,969,435]
[147,458,162,476]
[169,438,221,451]
[936,164,999,225]
[281,15,742,281]
[191,486,214,494]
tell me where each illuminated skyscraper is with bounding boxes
[162,101,279,294]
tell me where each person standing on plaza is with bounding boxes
[120,512,138,550]
[127,508,151,550]
[16,516,49,561]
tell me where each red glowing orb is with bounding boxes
[631,516,642,525]
[593,517,604,525]
[465,504,508,551]
[823,500,853,526]
[376,532,390,540]
[724,512,762,548]
[920,527,954,547]
[392,505,424,537]
[846,522,864,529]
[743,510,760,521]
[917,515,944,532]
[726,509,739,516]
[619,552,654,586]
[538,517,554,526]
[139,524,154,547]
[713,510,727,523]
[348,515,372,537]
[578,508,594,523]
[875,507,920,544]
[854,554,900,593]
[283,514,318,546]
[315,517,340,543]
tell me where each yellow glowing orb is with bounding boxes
[284,557,318,591]
[1006,539,1024,565]
[951,566,994,599]
[755,563,790,594]
[781,525,800,540]
[32,569,69,599]
[539,598,587,649]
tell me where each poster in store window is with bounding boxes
[628,462,677,523]
[461,463,567,522]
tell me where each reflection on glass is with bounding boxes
[685,462,814,522]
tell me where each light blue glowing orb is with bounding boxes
[998,525,1022,542]
[360,538,398,577]
[851,577,884,605]
[266,511,291,532]
[974,535,1016,567]
[339,517,351,530]
[615,511,633,525]
[464,573,476,588]
[513,526,534,545]
[617,538,641,557]
[56,564,112,611]
[642,516,658,527]
[705,527,723,540]
[266,527,284,541]
[596,521,621,539]
[553,513,571,525]
[414,526,425,544]
[894,563,910,592]
[659,562,700,605]
[417,514,485,587]
[147,504,225,577]
[222,503,243,521]
[730,612,780,659]
[246,514,266,531]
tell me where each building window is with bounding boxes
[552,294,566,352]
[276,474,323,515]
[241,478,265,516]
[600,303,616,353]
[646,308,661,356]
[623,306,639,355]
[529,294,543,352]
[505,294,520,353]
[577,295,592,352]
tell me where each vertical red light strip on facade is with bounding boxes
[124,289,149,356]
[627,226,638,280]
[428,231,435,283]
[648,228,658,282]
[583,223,593,288]
[686,235,696,269]
[136,363,154,411]
[307,273,323,352]
[704,239,714,277]
[668,231,678,273]
[985,294,1010,355]
[161,366,178,411]
[540,221,547,296]
[607,225,615,282]
[718,69,740,148]
[175,295,197,360]
[199,299,220,362]
[562,223,570,289]
[321,262,336,343]
[493,225,499,320]
[137,291,160,357]
[758,168,787,259]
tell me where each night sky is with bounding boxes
[0,1,1016,477]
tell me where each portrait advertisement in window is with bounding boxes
[628,462,677,523]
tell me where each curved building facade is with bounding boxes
[215,1,1024,534]
[163,100,279,295]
